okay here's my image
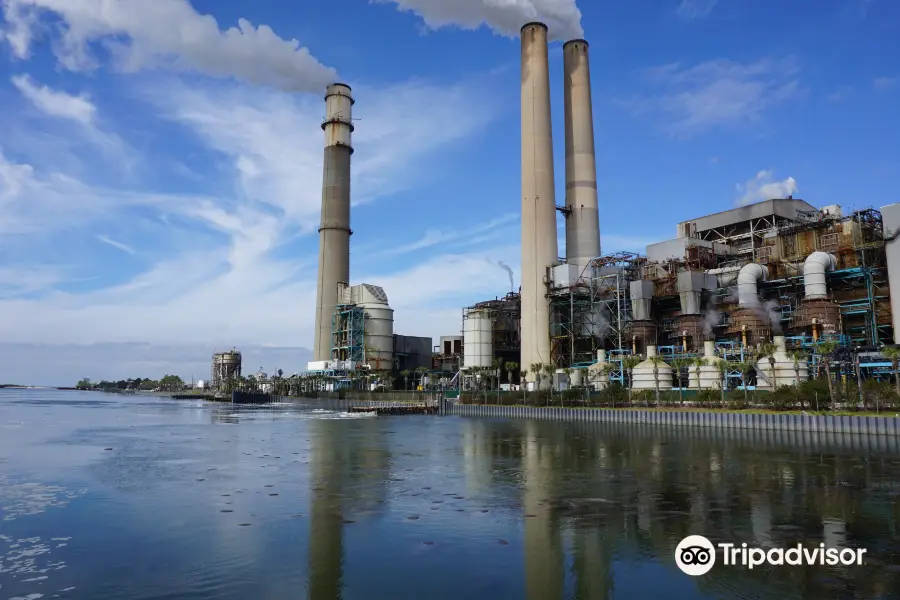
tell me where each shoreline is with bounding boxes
[443,402,900,436]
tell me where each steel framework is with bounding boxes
[331,304,365,363]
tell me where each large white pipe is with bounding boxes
[803,252,836,300]
[737,263,768,307]
[562,39,600,265]
[313,83,354,361]
[520,22,558,373]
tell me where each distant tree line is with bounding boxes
[75,375,185,392]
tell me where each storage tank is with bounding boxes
[631,346,673,391]
[689,341,724,390]
[211,349,242,389]
[569,368,584,387]
[587,349,610,390]
[352,284,394,371]
[755,336,808,389]
[463,308,493,369]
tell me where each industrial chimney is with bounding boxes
[520,22,558,377]
[562,39,600,266]
[313,84,354,362]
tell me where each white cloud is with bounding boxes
[0,73,507,355]
[675,0,717,20]
[11,74,96,124]
[375,0,583,40]
[1,0,336,91]
[735,170,798,206]
[631,58,801,136]
[96,235,136,256]
[873,76,897,91]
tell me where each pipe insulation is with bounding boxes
[737,263,768,307]
[803,252,836,300]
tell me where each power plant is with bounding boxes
[299,22,900,394]
[444,21,900,393]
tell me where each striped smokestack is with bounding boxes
[563,39,600,265]
[313,83,354,361]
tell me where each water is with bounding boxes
[1,389,899,600]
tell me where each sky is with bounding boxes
[1,0,898,385]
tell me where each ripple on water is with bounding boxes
[0,476,85,521]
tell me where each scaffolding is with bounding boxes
[548,252,641,369]
[331,304,365,363]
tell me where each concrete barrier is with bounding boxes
[443,403,900,438]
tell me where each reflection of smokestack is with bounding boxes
[308,421,344,600]
[523,421,564,600]
[520,22,558,371]
[563,39,600,265]
[313,84,355,361]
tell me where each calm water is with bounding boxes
[1,390,900,600]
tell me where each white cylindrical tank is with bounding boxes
[689,341,724,390]
[353,284,394,371]
[570,368,584,387]
[755,336,809,389]
[632,346,673,391]
[463,308,493,369]
[588,349,610,390]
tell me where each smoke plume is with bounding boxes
[745,298,784,335]
[376,0,584,40]
[701,297,720,337]
[2,0,337,92]
[497,261,515,293]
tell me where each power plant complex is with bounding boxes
[303,22,900,393]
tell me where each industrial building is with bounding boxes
[210,349,242,390]
[454,21,900,392]
[308,84,431,387]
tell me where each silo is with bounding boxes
[463,308,494,370]
[351,284,394,371]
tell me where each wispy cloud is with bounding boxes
[96,235,136,256]
[1,0,335,91]
[11,74,96,124]
[368,213,518,257]
[873,76,897,91]
[735,170,798,206]
[675,0,717,20]
[622,57,801,137]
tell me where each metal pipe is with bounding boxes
[737,262,768,307]
[812,318,819,342]
[313,83,354,361]
[682,330,688,353]
[520,22,558,375]
[562,39,600,265]
[803,251,836,300]
[741,325,748,348]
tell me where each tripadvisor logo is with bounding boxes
[675,535,867,576]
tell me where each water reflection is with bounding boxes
[2,391,900,599]
[460,418,900,599]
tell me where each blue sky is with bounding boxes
[1,0,898,382]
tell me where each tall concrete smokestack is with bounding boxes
[563,39,600,265]
[520,22,558,376]
[313,83,354,362]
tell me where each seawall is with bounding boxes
[442,402,900,437]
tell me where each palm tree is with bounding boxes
[648,355,666,407]
[715,360,729,408]
[622,355,642,407]
[788,350,808,408]
[671,357,690,407]
[506,361,518,405]
[738,360,755,406]
[401,369,411,391]
[758,341,777,392]
[519,369,528,404]
[529,363,541,396]
[881,346,900,404]
[690,357,708,405]
[543,363,554,402]
[816,340,839,409]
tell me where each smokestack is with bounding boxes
[563,39,600,265]
[313,83,354,361]
[520,22,558,373]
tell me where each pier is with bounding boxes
[348,403,438,416]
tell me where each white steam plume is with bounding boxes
[375,0,584,40]
[1,0,336,92]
